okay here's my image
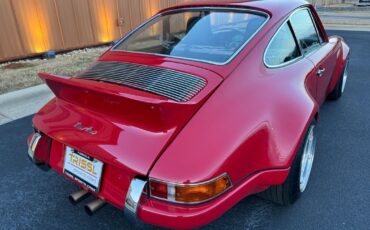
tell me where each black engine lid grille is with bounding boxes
[76,61,207,102]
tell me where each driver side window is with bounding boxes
[289,9,321,54]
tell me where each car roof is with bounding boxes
[159,0,310,17]
[147,0,314,77]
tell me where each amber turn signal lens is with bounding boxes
[149,174,231,204]
[175,175,231,203]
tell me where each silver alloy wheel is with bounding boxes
[341,62,349,93]
[299,125,316,192]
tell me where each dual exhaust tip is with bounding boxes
[69,189,106,216]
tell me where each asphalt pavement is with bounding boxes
[0,30,369,230]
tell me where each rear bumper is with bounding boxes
[137,169,289,229]
[27,132,289,229]
[27,131,137,209]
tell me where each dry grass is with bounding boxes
[0,46,108,94]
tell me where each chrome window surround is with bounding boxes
[148,173,232,205]
[264,7,325,69]
[111,7,270,66]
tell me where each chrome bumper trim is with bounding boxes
[124,178,147,224]
[28,132,42,164]
[27,132,50,171]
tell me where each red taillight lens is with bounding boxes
[34,135,52,163]
[149,180,168,199]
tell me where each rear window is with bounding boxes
[113,9,268,64]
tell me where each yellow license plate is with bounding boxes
[63,147,104,192]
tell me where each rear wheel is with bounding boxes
[328,60,349,100]
[259,122,316,205]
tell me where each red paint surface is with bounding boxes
[28,0,349,228]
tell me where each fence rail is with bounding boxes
[308,0,358,5]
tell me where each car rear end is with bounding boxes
[27,3,274,229]
[27,59,222,208]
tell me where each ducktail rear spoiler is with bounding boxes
[38,73,207,131]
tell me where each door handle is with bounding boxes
[317,68,326,77]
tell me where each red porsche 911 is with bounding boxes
[27,0,349,228]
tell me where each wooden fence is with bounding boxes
[308,0,357,5]
[0,0,198,62]
[0,0,356,62]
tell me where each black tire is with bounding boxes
[259,122,316,205]
[328,60,348,100]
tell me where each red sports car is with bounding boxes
[27,0,349,228]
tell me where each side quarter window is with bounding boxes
[290,9,321,54]
[264,23,301,67]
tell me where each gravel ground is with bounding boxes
[0,46,109,94]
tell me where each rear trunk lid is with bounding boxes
[33,61,222,176]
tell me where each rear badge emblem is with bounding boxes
[74,122,98,135]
